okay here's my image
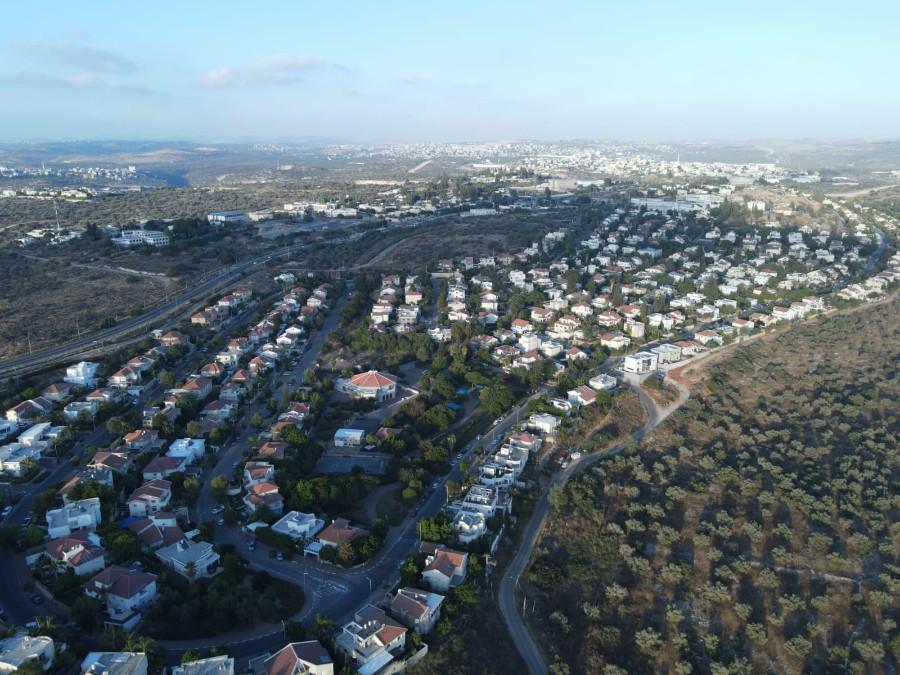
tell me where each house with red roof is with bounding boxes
[419,542,468,592]
[262,641,334,675]
[341,370,397,402]
[83,565,158,628]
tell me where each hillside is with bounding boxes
[523,296,900,674]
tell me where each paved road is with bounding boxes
[498,381,689,674]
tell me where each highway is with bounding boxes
[0,248,306,382]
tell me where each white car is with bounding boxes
[1,506,12,518]
[212,505,225,515]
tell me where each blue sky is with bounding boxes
[0,1,897,143]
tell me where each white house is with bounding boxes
[83,566,158,627]
[166,438,205,464]
[335,606,406,675]
[419,542,469,592]
[46,498,102,539]
[65,362,100,389]
[623,351,659,375]
[0,635,55,673]
[155,539,220,579]
[271,511,326,540]
[82,652,148,675]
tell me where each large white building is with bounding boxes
[0,634,55,673]
[112,230,170,247]
[65,362,99,388]
[623,351,659,374]
[272,511,325,540]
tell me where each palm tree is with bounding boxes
[183,561,197,581]
[30,615,57,637]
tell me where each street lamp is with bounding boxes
[303,571,308,593]
[366,577,372,594]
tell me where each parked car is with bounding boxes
[212,505,225,515]
[276,551,283,561]
[30,593,43,605]
[21,516,31,526]
[1,506,12,518]
[217,518,225,526]
[269,548,276,558]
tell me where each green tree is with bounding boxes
[210,474,228,501]
[479,385,515,418]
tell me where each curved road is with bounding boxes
[498,380,689,674]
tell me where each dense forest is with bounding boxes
[526,296,900,674]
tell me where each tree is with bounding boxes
[210,474,228,501]
[251,413,265,429]
[105,416,132,437]
[159,371,176,389]
[105,530,141,563]
[479,385,515,418]
[186,420,203,438]
[182,476,201,504]
[184,560,197,581]
[72,595,102,632]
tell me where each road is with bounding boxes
[497,381,689,674]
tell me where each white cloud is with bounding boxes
[199,52,327,88]
[15,36,136,74]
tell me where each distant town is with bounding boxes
[0,140,898,675]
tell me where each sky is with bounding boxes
[0,1,897,143]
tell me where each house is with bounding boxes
[127,479,172,517]
[108,367,141,389]
[335,605,406,675]
[623,351,659,375]
[27,531,106,577]
[243,482,284,515]
[200,362,227,379]
[123,429,160,452]
[141,455,186,481]
[159,331,189,347]
[527,413,561,435]
[599,331,631,350]
[567,385,597,407]
[128,516,185,551]
[166,438,205,464]
[314,518,369,553]
[64,400,99,421]
[58,468,113,505]
[46,498,102,539]
[83,566,158,627]
[588,373,617,391]
[177,378,213,400]
[89,451,132,474]
[341,371,397,402]
[42,381,78,402]
[65,361,100,388]
[451,509,486,544]
[171,655,234,675]
[419,542,468,592]
[6,397,54,424]
[155,538,220,579]
[530,307,553,323]
[243,461,275,489]
[256,441,289,460]
[262,642,333,675]
[650,343,683,365]
[272,511,326,540]
[0,634,55,673]
[389,587,444,635]
[82,652,148,675]
[333,429,364,447]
